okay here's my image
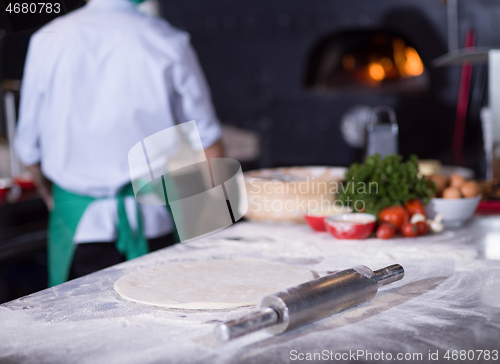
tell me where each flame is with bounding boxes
[368,62,385,81]
[339,36,424,86]
[404,47,424,76]
[393,38,407,75]
[393,38,424,78]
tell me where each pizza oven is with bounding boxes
[304,30,428,92]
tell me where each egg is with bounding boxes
[442,186,462,199]
[460,180,480,198]
[428,174,448,196]
[449,174,466,188]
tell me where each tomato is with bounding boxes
[415,221,428,236]
[376,223,395,239]
[378,206,409,231]
[404,199,426,218]
[401,222,418,237]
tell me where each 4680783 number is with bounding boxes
[444,349,498,361]
[5,3,61,14]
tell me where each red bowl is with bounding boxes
[324,213,377,240]
[13,175,36,190]
[305,207,353,232]
[305,214,328,232]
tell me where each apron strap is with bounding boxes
[115,183,149,260]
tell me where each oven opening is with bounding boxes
[304,31,429,92]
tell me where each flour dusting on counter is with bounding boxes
[1,218,499,364]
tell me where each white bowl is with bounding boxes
[424,195,481,227]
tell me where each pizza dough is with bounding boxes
[114,259,315,310]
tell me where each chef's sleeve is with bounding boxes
[14,35,44,166]
[172,42,222,150]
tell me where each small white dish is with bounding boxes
[425,195,481,227]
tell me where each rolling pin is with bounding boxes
[214,264,404,341]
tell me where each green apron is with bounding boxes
[47,183,148,287]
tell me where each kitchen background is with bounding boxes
[1,0,499,302]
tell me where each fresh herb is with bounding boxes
[337,154,436,215]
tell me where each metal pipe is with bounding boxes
[447,0,459,52]
[4,92,21,177]
[215,264,404,341]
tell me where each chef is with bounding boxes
[14,0,223,286]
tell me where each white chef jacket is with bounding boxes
[15,0,222,243]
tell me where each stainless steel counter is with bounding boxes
[1,216,500,364]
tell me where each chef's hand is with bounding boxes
[204,138,225,160]
[25,164,54,211]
